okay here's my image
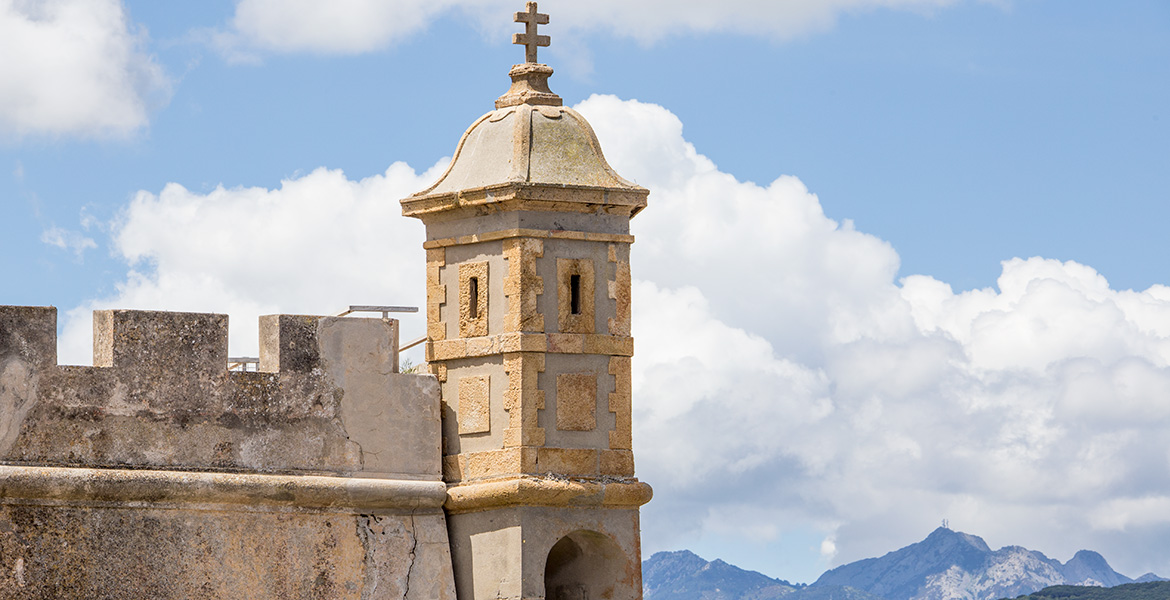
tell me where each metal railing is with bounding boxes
[400,336,427,351]
[337,305,425,358]
[335,305,418,319]
[226,306,423,372]
[228,357,259,372]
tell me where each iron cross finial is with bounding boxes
[513,2,550,64]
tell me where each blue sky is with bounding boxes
[2,0,1169,585]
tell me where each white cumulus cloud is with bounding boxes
[0,0,169,138]
[223,0,449,55]
[217,0,966,56]
[575,94,1170,579]
[62,94,1170,582]
[57,162,444,365]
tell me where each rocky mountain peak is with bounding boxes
[642,550,799,600]
[922,527,992,554]
[810,528,1145,600]
[1061,549,1128,587]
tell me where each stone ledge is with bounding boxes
[422,227,634,249]
[426,333,633,361]
[443,447,635,482]
[402,183,648,220]
[444,475,652,514]
[0,465,448,512]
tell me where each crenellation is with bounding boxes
[0,305,57,368]
[94,309,228,372]
[0,306,436,477]
[0,300,456,596]
[258,313,321,373]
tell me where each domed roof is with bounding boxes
[423,102,642,193]
[401,63,648,219]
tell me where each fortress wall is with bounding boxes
[0,306,456,600]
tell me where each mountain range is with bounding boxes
[644,528,1166,600]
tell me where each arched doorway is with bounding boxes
[544,530,630,600]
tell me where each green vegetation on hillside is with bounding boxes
[1002,581,1170,600]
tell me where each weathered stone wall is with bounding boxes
[0,306,456,599]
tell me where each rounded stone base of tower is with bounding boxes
[447,505,643,600]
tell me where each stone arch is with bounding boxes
[543,529,631,600]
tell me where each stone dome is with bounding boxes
[423,103,642,194]
[402,63,648,219]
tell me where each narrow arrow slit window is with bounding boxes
[570,274,581,315]
[469,277,480,319]
[459,261,489,337]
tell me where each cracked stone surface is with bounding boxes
[0,504,454,599]
[0,307,456,599]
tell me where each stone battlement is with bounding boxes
[0,305,433,479]
[0,305,456,598]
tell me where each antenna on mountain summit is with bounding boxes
[942,519,950,529]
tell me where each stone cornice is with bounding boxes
[0,465,448,513]
[422,227,634,250]
[444,475,652,514]
[402,182,648,220]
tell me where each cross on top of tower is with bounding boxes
[513,2,550,64]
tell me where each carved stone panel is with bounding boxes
[556,372,597,432]
[458,375,492,435]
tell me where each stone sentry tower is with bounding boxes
[401,3,653,599]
